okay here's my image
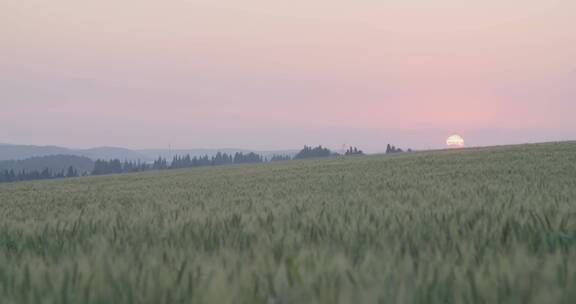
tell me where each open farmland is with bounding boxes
[1,142,576,304]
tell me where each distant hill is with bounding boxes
[0,155,94,174]
[0,143,299,162]
[0,144,71,161]
[0,144,150,161]
[75,147,150,161]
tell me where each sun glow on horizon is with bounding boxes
[446,135,465,148]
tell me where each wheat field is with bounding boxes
[1,142,575,304]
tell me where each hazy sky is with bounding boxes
[2,0,575,151]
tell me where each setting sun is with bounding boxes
[446,135,465,148]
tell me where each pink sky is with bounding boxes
[1,0,575,151]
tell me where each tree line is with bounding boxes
[386,144,412,154]
[0,166,81,183]
[92,152,267,175]
[0,144,411,183]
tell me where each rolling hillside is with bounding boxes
[0,143,149,161]
[0,142,575,303]
[0,154,94,174]
[0,143,299,162]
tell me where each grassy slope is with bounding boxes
[0,142,575,304]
